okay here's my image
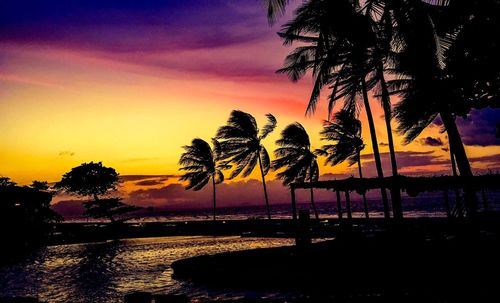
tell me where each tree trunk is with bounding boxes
[310,188,319,220]
[336,190,343,220]
[379,72,403,219]
[357,155,369,219]
[257,151,272,219]
[440,111,472,177]
[449,144,463,218]
[361,78,391,219]
[345,191,352,220]
[212,177,216,221]
[309,163,319,220]
[440,110,476,216]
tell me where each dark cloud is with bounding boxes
[126,179,340,210]
[469,153,500,165]
[134,180,165,187]
[120,175,178,182]
[0,0,275,81]
[379,142,389,147]
[359,151,450,176]
[419,136,444,146]
[0,1,267,50]
[456,108,500,146]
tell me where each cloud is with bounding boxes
[0,73,69,90]
[126,179,332,210]
[120,175,177,182]
[134,180,166,187]
[359,151,450,176]
[469,153,500,165]
[379,142,389,147]
[0,0,281,82]
[456,108,500,146]
[58,151,75,157]
[419,136,444,146]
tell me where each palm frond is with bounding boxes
[265,0,291,25]
[260,113,277,139]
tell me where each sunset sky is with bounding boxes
[1,0,499,207]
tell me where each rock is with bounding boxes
[153,294,190,303]
[124,291,152,303]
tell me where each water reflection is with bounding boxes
[0,236,293,303]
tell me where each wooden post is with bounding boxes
[482,190,489,211]
[336,190,342,220]
[345,191,352,220]
[443,189,451,219]
[291,186,297,221]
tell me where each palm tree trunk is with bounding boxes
[379,72,403,219]
[440,111,472,177]
[336,190,343,220]
[449,143,463,218]
[440,110,476,217]
[309,163,319,220]
[310,188,319,220]
[361,78,391,219]
[212,177,216,221]
[257,152,272,219]
[357,155,369,219]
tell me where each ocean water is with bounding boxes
[0,236,295,302]
[59,190,500,223]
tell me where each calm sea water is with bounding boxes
[0,236,295,302]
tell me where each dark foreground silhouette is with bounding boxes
[172,214,500,303]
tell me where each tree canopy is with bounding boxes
[55,162,119,198]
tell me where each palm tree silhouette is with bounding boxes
[179,138,229,221]
[267,0,402,218]
[216,110,277,219]
[272,122,320,219]
[320,109,369,218]
[277,0,391,218]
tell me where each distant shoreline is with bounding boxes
[47,215,470,246]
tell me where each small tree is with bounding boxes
[55,162,140,222]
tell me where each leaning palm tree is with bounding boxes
[266,0,401,218]
[277,0,391,218]
[216,110,277,219]
[272,122,320,219]
[320,109,369,218]
[179,138,230,221]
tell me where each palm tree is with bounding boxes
[272,122,320,219]
[320,109,369,218]
[277,0,391,218]
[266,0,402,218]
[379,0,479,214]
[216,110,277,219]
[179,138,229,221]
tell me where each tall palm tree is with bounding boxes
[272,122,320,219]
[266,0,402,218]
[216,110,277,219]
[179,138,229,221]
[365,0,475,178]
[320,109,370,218]
[277,0,391,218]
